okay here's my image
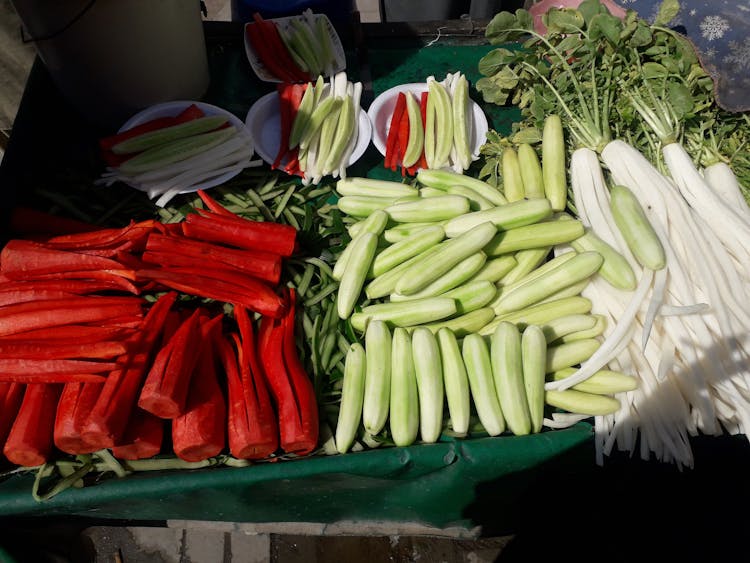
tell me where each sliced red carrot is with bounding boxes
[172,320,226,462]
[137,268,286,318]
[224,305,278,459]
[0,240,130,279]
[54,382,104,455]
[82,292,177,449]
[0,340,127,360]
[4,384,62,466]
[0,383,25,456]
[111,408,164,460]
[182,211,297,257]
[385,92,407,171]
[138,309,204,419]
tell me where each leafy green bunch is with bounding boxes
[475,0,750,194]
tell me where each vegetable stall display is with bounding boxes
[1,0,749,503]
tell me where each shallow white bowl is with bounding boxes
[245,91,372,172]
[117,100,253,195]
[366,82,488,160]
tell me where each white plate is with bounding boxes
[117,100,253,195]
[245,91,372,173]
[366,82,488,160]
[243,13,346,83]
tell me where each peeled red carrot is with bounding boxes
[385,92,407,171]
[172,319,226,462]
[0,240,130,279]
[3,384,62,466]
[111,408,164,460]
[223,305,278,459]
[82,291,177,449]
[54,382,103,455]
[182,211,297,257]
[0,383,25,456]
[137,268,286,318]
[258,289,318,456]
[0,302,143,337]
[144,232,282,284]
[0,340,127,360]
[138,309,204,419]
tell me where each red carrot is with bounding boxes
[137,268,286,318]
[0,289,78,307]
[111,408,164,460]
[54,382,104,454]
[43,220,156,252]
[0,325,135,342]
[0,340,127,360]
[0,240,130,279]
[138,309,204,419]
[3,384,62,466]
[258,289,318,456]
[0,278,135,296]
[81,292,177,449]
[246,20,298,84]
[182,211,297,257]
[196,189,234,217]
[144,232,282,284]
[223,305,278,459]
[0,358,117,375]
[0,300,143,337]
[385,93,407,171]
[0,383,25,456]
[172,319,226,462]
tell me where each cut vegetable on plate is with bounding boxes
[367,73,488,175]
[244,9,346,83]
[245,71,372,184]
[96,101,260,207]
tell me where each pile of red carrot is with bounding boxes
[0,191,319,469]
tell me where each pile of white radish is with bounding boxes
[552,135,750,468]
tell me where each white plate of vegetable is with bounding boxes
[245,72,373,184]
[367,75,488,174]
[97,101,259,207]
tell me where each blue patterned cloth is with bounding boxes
[617,0,750,111]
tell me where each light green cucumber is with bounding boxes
[411,327,445,443]
[411,307,495,337]
[416,169,508,207]
[483,218,584,257]
[441,280,498,314]
[493,251,603,315]
[337,232,379,319]
[443,198,553,238]
[468,255,518,284]
[118,127,236,174]
[461,334,505,436]
[362,320,392,435]
[350,297,457,333]
[550,367,638,395]
[390,252,486,302]
[491,322,532,435]
[542,114,567,211]
[336,177,418,198]
[385,195,470,223]
[502,146,525,202]
[113,115,229,155]
[571,229,637,291]
[546,338,601,373]
[335,343,366,453]
[521,324,547,433]
[610,184,666,270]
[390,327,419,446]
[545,389,620,416]
[370,225,445,277]
[402,91,424,168]
[333,210,389,281]
[437,328,471,435]
[395,221,497,296]
[517,143,545,199]
[479,295,593,336]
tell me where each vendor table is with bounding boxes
[1,20,750,559]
